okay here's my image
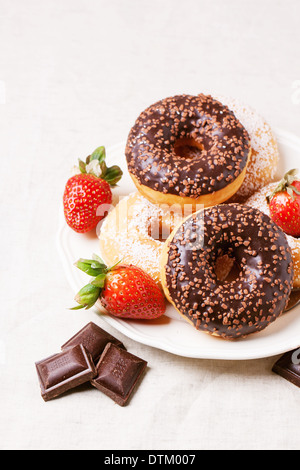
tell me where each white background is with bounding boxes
[1,0,300,450]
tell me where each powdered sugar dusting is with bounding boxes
[215,95,279,198]
[99,192,182,283]
[246,182,300,286]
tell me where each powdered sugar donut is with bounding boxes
[98,192,183,285]
[215,95,279,199]
[246,182,300,288]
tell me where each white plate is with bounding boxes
[56,129,300,360]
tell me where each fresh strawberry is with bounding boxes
[63,173,112,233]
[266,169,300,237]
[71,254,166,320]
[100,265,166,319]
[63,146,122,233]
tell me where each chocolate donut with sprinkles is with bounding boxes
[125,94,251,208]
[160,204,294,339]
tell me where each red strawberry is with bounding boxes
[71,255,166,320]
[63,146,122,233]
[267,169,300,237]
[63,173,112,233]
[101,265,166,319]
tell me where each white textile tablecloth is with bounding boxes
[1,0,300,450]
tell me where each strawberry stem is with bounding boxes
[103,165,123,186]
[74,258,107,277]
[76,146,123,186]
[72,283,101,310]
[266,169,299,203]
[71,254,123,310]
[90,146,106,163]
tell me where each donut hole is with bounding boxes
[147,215,172,242]
[214,254,242,283]
[174,138,204,160]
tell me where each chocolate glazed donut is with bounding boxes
[125,94,251,208]
[160,204,294,339]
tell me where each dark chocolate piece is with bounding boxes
[35,344,96,401]
[272,349,300,388]
[61,322,125,362]
[91,343,147,406]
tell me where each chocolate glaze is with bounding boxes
[164,204,294,339]
[125,94,251,198]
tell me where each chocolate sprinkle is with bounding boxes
[163,203,294,339]
[125,94,251,198]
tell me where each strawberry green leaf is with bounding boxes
[287,187,294,200]
[78,159,87,173]
[69,304,86,310]
[71,253,123,310]
[285,168,298,184]
[90,146,106,163]
[266,168,299,203]
[103,165,123,186]
[73,283,101,309]
[77,145,123,186]
[74,258,106,277]
[91,273,106,288]
[92,253,105,264]
[108,259,123,271]
[90,260,106,270]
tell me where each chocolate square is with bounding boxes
[91,343,147,406]
[35,344,96,401]
[272,348,300,388]
[61,322,125,362]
